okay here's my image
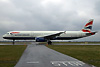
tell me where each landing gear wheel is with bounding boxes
[47,41,52,45]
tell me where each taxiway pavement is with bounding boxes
[15,43,94,67]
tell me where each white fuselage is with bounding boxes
[3,31,89,40]
[3,19,97,43]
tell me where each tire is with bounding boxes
[48,41,52,45]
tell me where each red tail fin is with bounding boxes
[82,19,93,33]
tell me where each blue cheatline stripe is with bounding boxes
[3,37,35,40]
[3,37,83,40]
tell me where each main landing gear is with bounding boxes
[47,40,52,45]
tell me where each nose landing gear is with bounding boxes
[47,40,52,45]
[13,39,15,45]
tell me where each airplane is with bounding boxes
[3,19,97,45]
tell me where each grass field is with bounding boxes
[52,42,100,44]
[0,42,32,45]
[47,45,100,67]
[0,45,27,67]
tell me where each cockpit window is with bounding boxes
[7,33,13,35]
[10,33,13,35]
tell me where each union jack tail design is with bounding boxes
[82,19,93,33]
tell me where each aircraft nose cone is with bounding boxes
[3,34,7,39]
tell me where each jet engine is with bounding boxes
[35,37,46,42]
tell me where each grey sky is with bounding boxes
[0,0,100,41]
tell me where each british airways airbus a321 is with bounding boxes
[3,19,97,45]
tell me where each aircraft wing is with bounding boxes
[38,31,66,39]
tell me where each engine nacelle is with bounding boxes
[35,37,46,42]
